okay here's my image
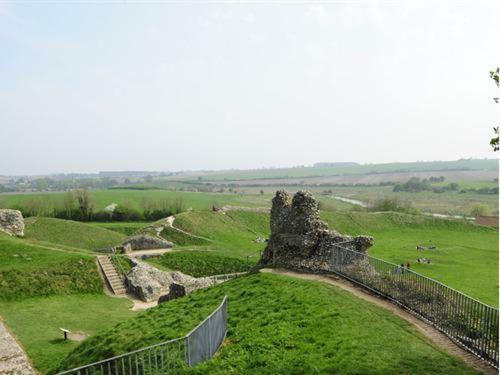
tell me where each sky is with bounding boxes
[0,0,499,176]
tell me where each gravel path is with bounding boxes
[261,268,496,375]
[0,319,36,375]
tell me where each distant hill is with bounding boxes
[166,159,498,182]
[313,162,359,168]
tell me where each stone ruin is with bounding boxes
[0,209,25,237]
[125,259,217,302]
[122,234,173,251]
[258,190,374,273]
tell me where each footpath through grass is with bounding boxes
[54,273,477,374]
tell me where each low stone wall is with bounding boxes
[123,234,173,250]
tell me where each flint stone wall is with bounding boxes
[0,209,25,237]
[125,260,215,302]
[123,234,173,251]
[258,190,373,273]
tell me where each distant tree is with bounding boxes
[144,175,153,183]
[62,191,76,218]
[74,189,94,219]
[490,67,499,151]
[470,203,490,217]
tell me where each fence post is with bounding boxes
[185,334,190,366]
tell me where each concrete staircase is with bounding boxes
[97,255,126,295]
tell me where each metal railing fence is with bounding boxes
[57,296,228,375]
[330,244,499,367]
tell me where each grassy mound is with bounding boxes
[159,211,269,258]
[0,233,103,300]
[148,251,253,277]
[0,257,102,301]
[159,225,211,246]
[24,217,126,250]
[54,273,475,374]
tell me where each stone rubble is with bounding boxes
[123,234,173,251]
[0,209,25,237]
[125,260,216,302]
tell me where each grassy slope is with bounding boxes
[54,273,476,374]
[163,210,498,305]
[24,217,126,250]
[0,232,89,272]
[159,211,269,259]
[0,295,136,374]
[321,212,499,306]
[147,251,253,277]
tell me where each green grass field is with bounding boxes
[53,273,477,374]
[0,294,136,374]
[321,212,499,306]
[0,189,270,213]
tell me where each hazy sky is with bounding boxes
[1,1,499,175]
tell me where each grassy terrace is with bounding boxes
[54,273,478,374]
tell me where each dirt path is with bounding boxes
[261,269,496,375]
[0,319,36,375]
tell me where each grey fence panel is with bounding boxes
[330,244,499,368]
[186,296,228,366]
[57,296,228,375]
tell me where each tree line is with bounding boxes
[4,189,186,222]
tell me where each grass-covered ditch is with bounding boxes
[53,272,477,374]
[147,251,253,277]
